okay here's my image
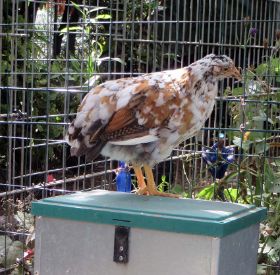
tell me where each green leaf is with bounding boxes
[223,169,250,182]
[95,57,126,66]
[14,211,34,230]
[6,241,24,266]
[271,159,280,166]
[36,124,43,133]
[224,188,238,202]
[51,62,62,73]
[158,175,169,192]
[252,116,266,122]
[48,146,54,159]
[244,69,255,78]
[231,87,243,96]
[252,109,274,124]
[50,126,63,138]
[85,26,91,35]
[110,57,126,65]
[255,63,268,76]
[70,57,82,72]
[71,1,86,17]
[270,58,280,70]
[0,236,13,266]
[257,264,267,275]
[274,237,280,250]
[49,92,57,101]
[88,7,107,13]
[55,116,62,122]
[87,54,94,74]
[90,41,104,57]
[94,14,111,20]
[171,185,184,194]
[254,141,270,154]
[83,75,101,90]
[29,138,34,147]
[232,136,252,151]
[196,184,214,200]
[268,247,280,262]
[38,78,47,86]
[255,57,280,79]
[264,159,280,192]
[60,26,84,34]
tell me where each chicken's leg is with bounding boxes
[143,164,180,198]
[132,165,148,195]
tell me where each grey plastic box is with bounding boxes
[32,190,266,275]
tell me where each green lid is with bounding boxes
[31,190,266,237]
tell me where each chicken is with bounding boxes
[66,54,241,198]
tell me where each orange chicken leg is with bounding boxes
[143,164,180,198]
[132,165,148,195]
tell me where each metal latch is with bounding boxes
[113,226,130,263]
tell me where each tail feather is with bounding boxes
[66,118,107,160]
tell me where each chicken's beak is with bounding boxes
[229,66,242,81]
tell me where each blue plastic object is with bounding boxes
[202,141,235,179]
[116,161,132,192]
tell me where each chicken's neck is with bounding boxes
[179,64,217,98]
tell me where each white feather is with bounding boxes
[109,135,158,145]
[155,92,165,106]
[115,83,139,109]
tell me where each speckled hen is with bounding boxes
[66,54,241,198]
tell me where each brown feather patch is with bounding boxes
[179,70,196,91]
[102,124,149,142]
[105,108,135,133]
[104,90,146,134]
[178,103,194,134]
[138,86,181,129]
[134,80,151,94]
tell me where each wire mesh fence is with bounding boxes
[1,0,280,274]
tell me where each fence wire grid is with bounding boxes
[0,0,280,274]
